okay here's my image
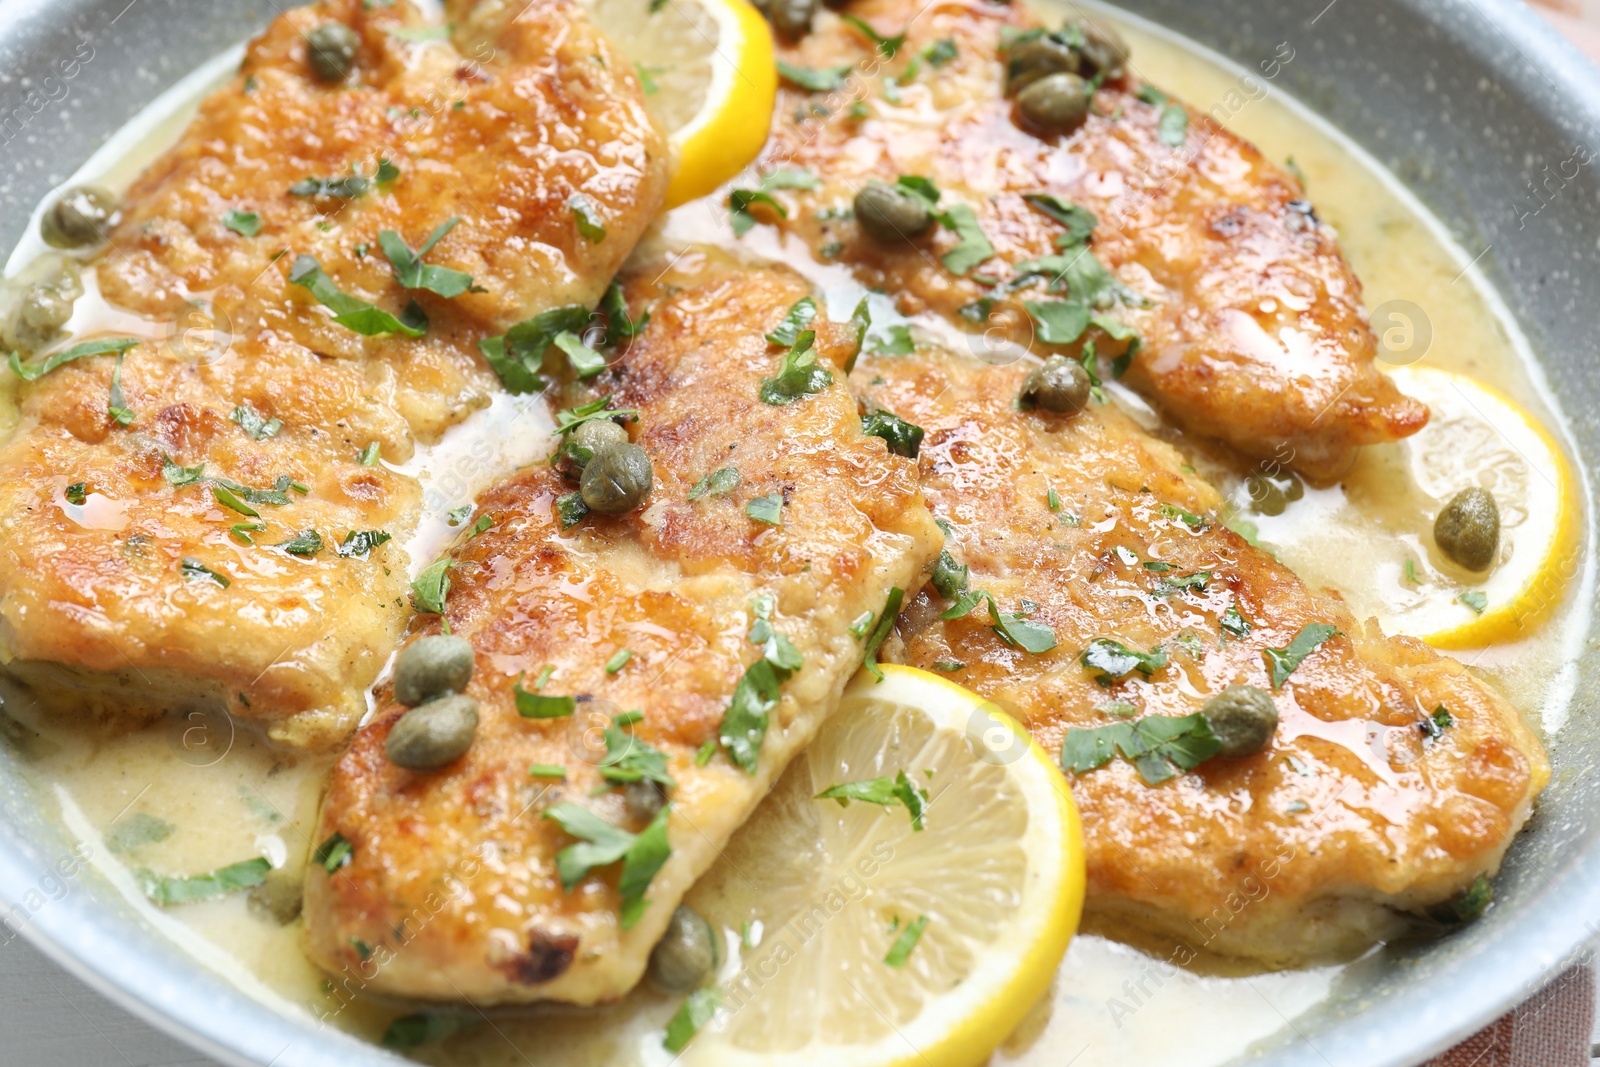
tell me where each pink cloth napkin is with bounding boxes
[1425,965,1594,1067]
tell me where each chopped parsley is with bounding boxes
[766,296,818,346]
[288,175,369,199]
[1263,623,1339,688]
[1459,591,1488,614]
[180,557,230,589]
[746,493,784,525]
[564,194,607,244]
[1023,194,1096,244]
[10,336,138,382]
[1152,570,1210,597]
[861,587,905,680]
[378,217,475,298]
[597,725,675,789]
[106,354,136,426]
[688,467,740,500]
[930,550,969,600]
[314,832,353,873]
[544,803,671,928]
[1420,704,1455,741]
[336,529,391,559]
[936,203,994,275]
[1061,713,1221,785]
[529,764,567,779]
[231,404,282,440]
[943,590,1056,653]
[230,522,265,544]
[663,987,721,1053]
[554,395,637,436]
[1159,502,1209,530]
[478,305,597,392]
[1158,104,1189,146]
[1426,874,1493,925]
[1403,558,1421,585]
[861,410,924,457]
[604,648,632,674]
[382,1012,480,1050]
[816,769,927,830]
[883,915,928,967]
[727,188,787,237]
[1081,638,1167,683]
[1025,299,1091,345]
[274,529,323,557]
[64,482,87,506]
[212,484,260,517]
[513,672,575,718]
[557,491,589,529]
[841,14,906,56]
[1220,601,1252,638]
[137,857,272,906]
[600,280,648,345]
[719,649,787,773]
[288,255,427,337]
[222,209,261,237]
[760,167,819,190]
[777,60,852,92]
[758,330,833,404]
[107,813,174,854]
[410,556,455,613]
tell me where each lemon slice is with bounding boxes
[582,0,776,208]
[674,665,1084,1067]
[1368,366,1579,647]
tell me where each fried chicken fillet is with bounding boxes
[0,0,667,746]
[758,0,1426,481]
[862,344,1546,964]
[304,263,943,1003]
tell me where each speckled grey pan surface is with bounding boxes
[0,0,1595,1064]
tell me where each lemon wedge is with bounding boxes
[673,665,1084,1067]
[1369,366,1579,648]
[582,0,776,208]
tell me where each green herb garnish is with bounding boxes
[289,255,427,337]
[688,467,740,501]
[544,803,671,928]
[138,857,271,906]
[569,195,606,243]
[861,587,905,680]
[1081,638,1166,682]
[766,296,817,346]
[180,557,230,588]
[410,556,455,613]
[759,330,832,404]
[861,410,924,458]
[222,209,261,236]
[10,336,138,382]
[335,529,391,559]
[883,915,928,966]
[663,986,721,1052]
[816,769,927,830]
[378,217,475,298]
[1061,713,1221,784]
[231,404,282,440]
[1263,623,1339,688]
[314,832,353,873]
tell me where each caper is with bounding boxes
[5,285,75,354]
[624,779,665,822]
[580,442,653,514]
[1019,355,1092,414]
[306,22,360,84]
[573,418,628,457]
[1433,487,1499,571]
[1005,33,1080,95]
[1015,73,1092,135]
[393,634,475,707]
[1073,19,1129,80]
[766,0,817,39]
[40,186,117,249]
[385,693,479,770]
[1244,470,1304,517]
[247,869,304,925]
[1201,684,1279,759]
[647,905,721,992]
[854,182,933,244]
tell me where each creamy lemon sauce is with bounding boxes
[0,3,1591,1066]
